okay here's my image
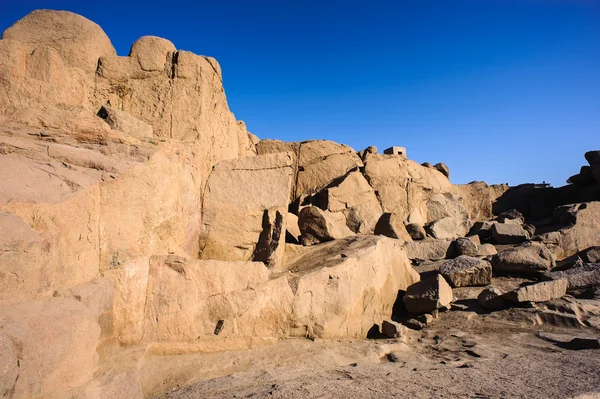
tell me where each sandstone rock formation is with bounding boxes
[1,9,599,399]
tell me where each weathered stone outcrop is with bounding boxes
[308,170,383,234]
[143,256,292,344]
[256,139,363,201]
[0,298,101,398]
[492,242,555,275]
[285,236,420,338]
[298,206,355,245]
[200,153,293,268]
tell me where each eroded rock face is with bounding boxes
[200,153,293,269]
[492,242,555,276]
[374,212,412,242]
[2,9,116,72]
[285,236,420,338]
[0,298,100,399]
[403,239,454,261]
[552,202,600,259]
[298,206,355,245]
[144,256,292,343]
[309,171,382,234]
[439,255,492,287]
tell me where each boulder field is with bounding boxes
[0,10,599,399]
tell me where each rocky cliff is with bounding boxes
[0,10,599,399]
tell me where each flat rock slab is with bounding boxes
[403,239,454,261]
[440,255,492,287]
[505,280,568,303]
[543,263,600,291]
[537,332,600,350]
[491,222,528,245]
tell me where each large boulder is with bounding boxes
[362,154,453,221]
[129,36,176,72]
[257,139,363,201]
[426,215,470,240]
[298,206,355,245]
[200,153,293,269]
[552,202,600,259]
[505,280,568,303]
[542,263,600,291]
[286,236,420,338]
[492,242,555,275]
[374,212,412,242]
[454,237,479,257]
[491,222,529,245]
[439,255,492,287]
[2,10,116,72]
[403,239,454,261]
[0,298,100,398]
[403,274,453,314]
[309,171,382,234]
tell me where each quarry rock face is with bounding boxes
[0,9,599,399]
[284,236,420,338]
[199,152,294,269]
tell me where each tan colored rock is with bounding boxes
[311,171,382,234]
[434,162,450,178]
[426,193,468,222]
[426,216,470,240]
[287,236,420,338]
[143,256,292,343]
[129,36,175,72]
[0,298,100,399]
[200,153,293,268]
[439,255,492,287]
[285,212,301,243]
[403,274,453,314]
[54,277,115,341]
[403,239,454,261]
[553,202,600,259]
[374,212,412,242]
[2,10,116,72]
[492,242,555,275]
[97,105,153,138]
[478,243,498,257]
[298,206,355,245]
[491,222,529,245]
[452,182,508,222]
[363,154,453,222]
[505,280,568,303]
[0,332,19,398]
[256,139,362,201]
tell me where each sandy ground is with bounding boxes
[149,304,600,399]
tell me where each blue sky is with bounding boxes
[1,0,599,186]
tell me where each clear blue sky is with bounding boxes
[1,0,599,186]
